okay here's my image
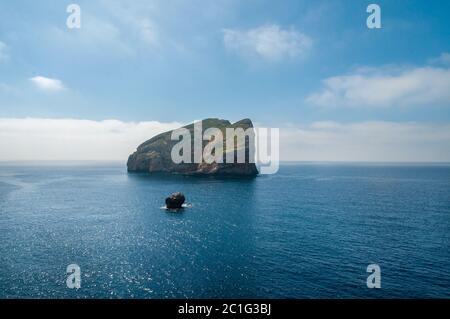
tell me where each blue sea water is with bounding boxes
[0,162,449,299]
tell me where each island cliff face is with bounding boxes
[127,118,258,176]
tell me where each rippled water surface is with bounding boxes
[0,162,449,298]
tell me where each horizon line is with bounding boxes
[1,160,449,165]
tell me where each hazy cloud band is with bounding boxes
[1,118,449,162]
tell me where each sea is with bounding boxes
[0,162,449,298]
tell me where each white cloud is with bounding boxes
[0,41,8,61]
[0,118,182,161]
[307,64,450,108]
[279,121,450,162]
[223,24,312,61]
[96,1,160,50]
[30,76,65,91]
[1,118,449,162]
[429,52,450,66]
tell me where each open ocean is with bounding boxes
[0,162,449,298]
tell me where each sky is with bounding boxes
[0,0,449,161]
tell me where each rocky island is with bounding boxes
[127,118,258,176]
[165,192,186,209]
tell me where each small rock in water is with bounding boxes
[165,192,185,209]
